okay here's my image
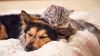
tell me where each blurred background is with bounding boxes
[0,0,100,15]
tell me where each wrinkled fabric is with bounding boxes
[68,30,100,56]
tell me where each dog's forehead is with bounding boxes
[28,27,37,33]
[28,26,47,35]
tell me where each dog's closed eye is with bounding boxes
[39,36,46,39]
[39,34,48,39]
[27,33,33,37]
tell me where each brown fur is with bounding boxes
[0,23,8,40]
[24,27,52,51]
[19,10,58,51]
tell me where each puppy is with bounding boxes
[19,10,58,51]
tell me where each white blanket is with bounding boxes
[0,30,100,56]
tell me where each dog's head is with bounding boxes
[0,23,8,40]
[19,10,58,51]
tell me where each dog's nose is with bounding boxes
[25,44,33,51]
[24,44,38,52]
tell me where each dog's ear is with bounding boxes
[20,10,33,24]
[20,10,42,24]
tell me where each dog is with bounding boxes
[0,10,41,40]
[19,10,58,51]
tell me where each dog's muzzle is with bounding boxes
[24,43,38,52]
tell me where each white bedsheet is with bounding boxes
[0,30,100,56]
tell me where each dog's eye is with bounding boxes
[19,22,24,26]
[19,23,23,26]
[27,33,33,37]
[39,34,48,39]
[39,36,46,39]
